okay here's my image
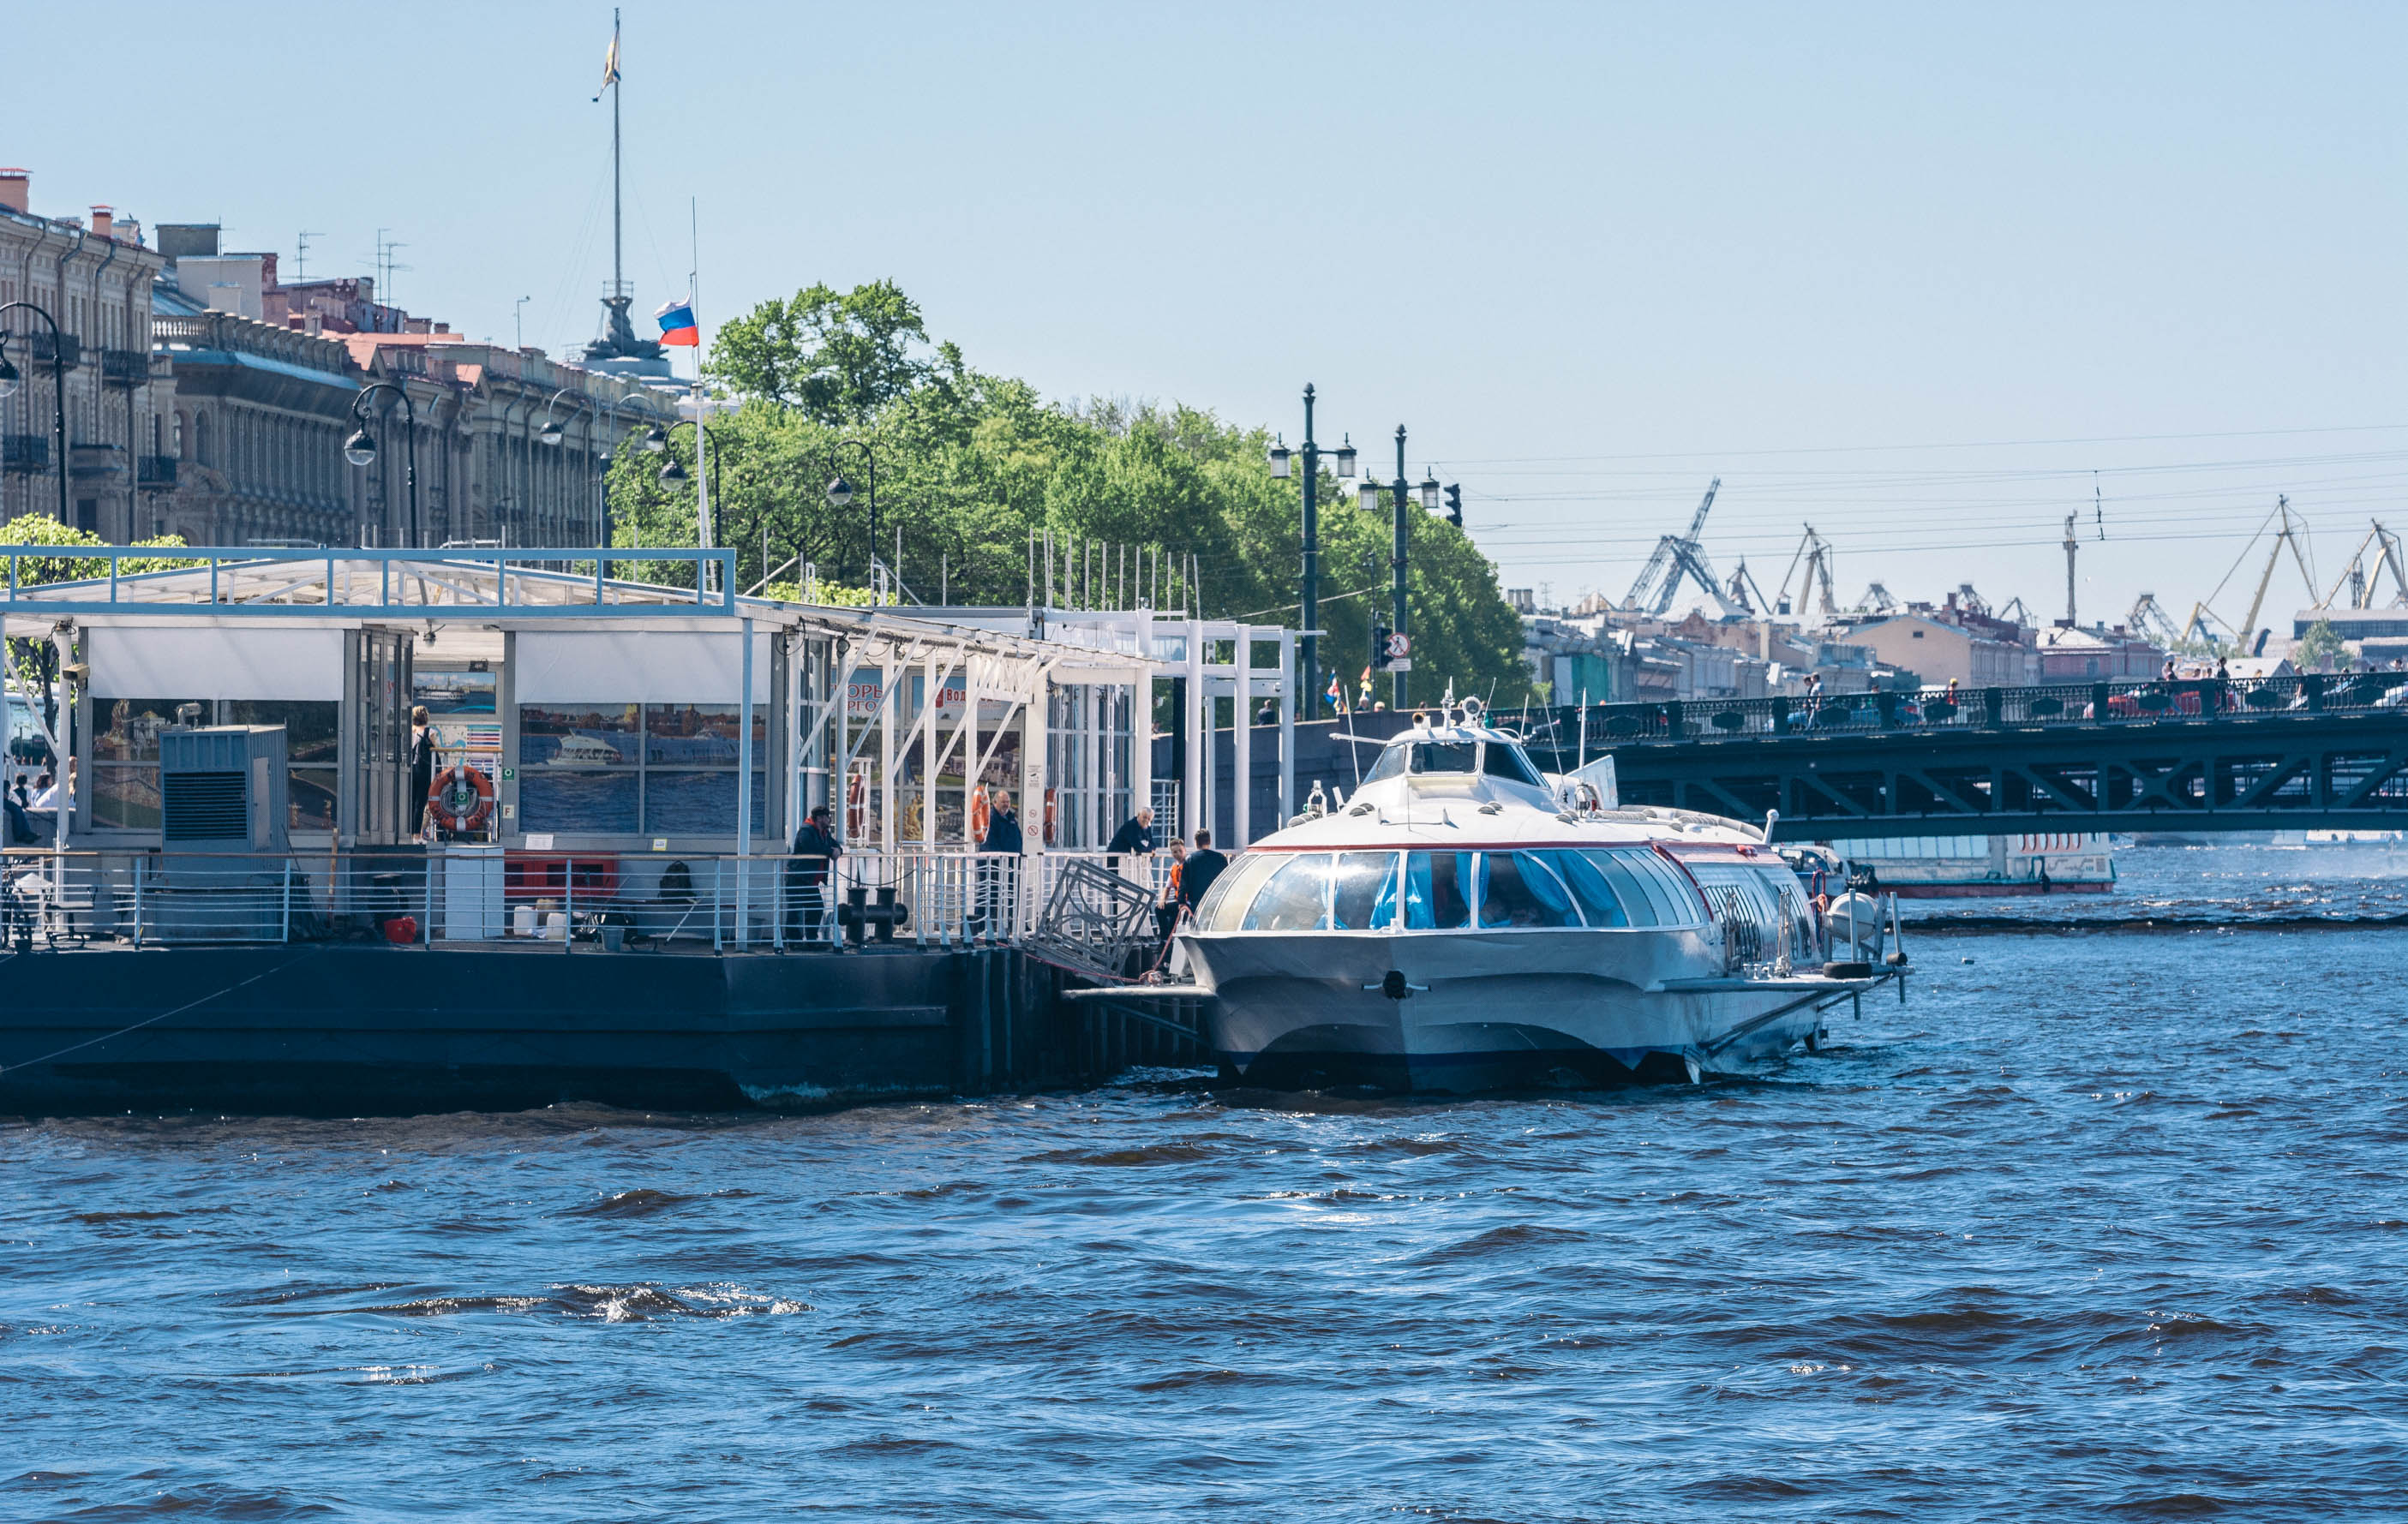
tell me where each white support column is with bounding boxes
[1129,659,1152,850]
[1279,626,1296,826]
[1231,629,1252,849]
[964,660,981,848]
[1183,621,1204,846]
[736,617,755,941]
[879,654,897,856]
[921,654,937,849]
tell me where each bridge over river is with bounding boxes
[1210,672,2408,844]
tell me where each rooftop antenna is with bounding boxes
[2094,469,2106,541]
[295,229,322,281]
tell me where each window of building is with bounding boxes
[518,702,764,836]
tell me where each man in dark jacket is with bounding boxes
[1177,830,1227,920]
[1105,806,1154,863]
[973,792,1023,937]
[786,805,842,943]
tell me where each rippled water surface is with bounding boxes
[7,846,2408,1521]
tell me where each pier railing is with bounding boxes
[1558,672,2408,748]
[0,846,1177,953]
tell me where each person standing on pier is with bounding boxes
[787,804,842,942]
[1178,830,1227,921]
[974,789,1024,936]
[409,707,435,840]
[1156,837,1188,941]
[1105,805,1155,887]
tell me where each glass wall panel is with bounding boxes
[1241,854,1331,930]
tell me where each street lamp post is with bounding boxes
[653,419,722,586]
[1266,386,1357,718]
[537,385,646,547]
[1356,428,1446,708]
[342,381,422,548]
[824,440,878,603]
[0,302,73,529]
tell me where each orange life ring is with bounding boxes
[428,762,495,832]
[970,786,991,842]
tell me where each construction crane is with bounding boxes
[1724,558,1772,614]
[1623,478,1724,614]
[1854,582,1900,616]
[1773,525,1836,617]
[1998,595,2036,629]
[2235,495,2320,656]
[2128,593,2183,648]
[2315,521,2408,610]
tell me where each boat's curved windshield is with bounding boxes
[1361,738,1539,785]
[1199,846,1707,932]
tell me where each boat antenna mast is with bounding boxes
[586,9,662,366]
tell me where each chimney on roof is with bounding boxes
[88,206,112,239]
[0,169,27,214]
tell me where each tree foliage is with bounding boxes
[639,282,1530,706]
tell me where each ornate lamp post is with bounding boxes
[1266,385,1357,718]
[341,380,421,548]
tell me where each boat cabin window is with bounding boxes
[1196,852,1279,931]
[1364,740,1480,783]
[1402,852,1475,929]
[1480,743,1544,786]
[1332,852,1402,930]
[1477,852,1582,928]
[1242,854,1333,931]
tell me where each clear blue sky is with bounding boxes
[15,2,2405,623]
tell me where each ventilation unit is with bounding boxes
[160,726,287,853]
[149,726,290,942]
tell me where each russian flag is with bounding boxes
[655,300,699,347]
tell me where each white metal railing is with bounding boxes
[0,846,1183,953]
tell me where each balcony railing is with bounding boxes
[0,847,1177,954]
[1,434,46,474]
[99,349,148,387]
[137,454,178,487]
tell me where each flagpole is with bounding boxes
[609,9,622,315]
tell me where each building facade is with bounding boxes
[0,171,171,539]
[139,224,677,548]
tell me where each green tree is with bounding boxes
[706,279,964,425]
[2294,618,2350,672]
[657,284,1536,706]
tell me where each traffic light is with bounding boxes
[1443,483,1462,528]
[1372,624,1392,670]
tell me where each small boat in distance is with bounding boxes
[1175,701,1892,1092]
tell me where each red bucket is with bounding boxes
[384,915,418,945]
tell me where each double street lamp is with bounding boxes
[0,301,73,529]
[1266,385,1358,714]
[341,380,422,548]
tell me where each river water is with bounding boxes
[5,844,2405,1521]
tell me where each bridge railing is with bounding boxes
[1559,672,2408,748]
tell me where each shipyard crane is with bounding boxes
[1854,582,1901,616]
[2128,593,2183,648]
[1623,478,1724,614]
[2315,520,2408,610]
[2234,495,2320,656]
[1774,525,1837,617]
[1998,595,2036,629]
[1724,558,1772,615]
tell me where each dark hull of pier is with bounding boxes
[0,946,1201,1116]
